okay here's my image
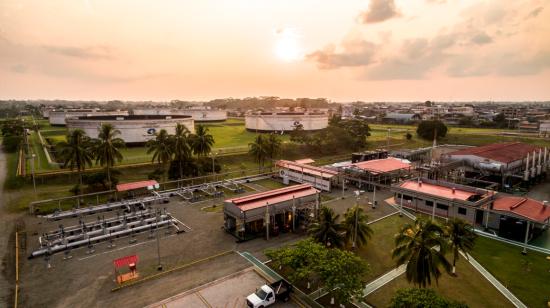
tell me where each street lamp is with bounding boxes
[353,190,364,250]
[31,153,36,194]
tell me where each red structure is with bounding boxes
[113,255,139,284]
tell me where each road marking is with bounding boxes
[195,291,212,308]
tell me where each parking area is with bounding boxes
[150,268,298,308]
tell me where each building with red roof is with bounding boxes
[223,184,320,241]
[340,157,412,190]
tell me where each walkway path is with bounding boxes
[362,265,406,296]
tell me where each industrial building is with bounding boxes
[443,142,548,187]
[245,112,328,132]
[340,157,412,190]
[132,108,227,122]
[66,115,194,144]
[49,109,129,126]
[223,184,320,241]
[276,160,340,192]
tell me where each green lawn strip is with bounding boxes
[470,236,550,308]
[253,178,287,190]
[365,254,514,308]
[357,214,412,281]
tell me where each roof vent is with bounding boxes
[116,117,124,121]
[418,181,422,187]
[452,187,456,194]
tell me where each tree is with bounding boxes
[405,132,412,140]
[265,133,282,163]
[57,129,94,195]
[309,206,345,248]
[444,218,477,275]
[318,248,369,304]
[171,123,192,179]
[416,120,448,140]
[342,206,373,249]
[390,288,468,308]
[146,129,173,181]
[93,123,125,189]
[248,134,268,171]
[265,239,326,283]
[191,125,214,157]
[392,219,451,287]
[493,112,507,128]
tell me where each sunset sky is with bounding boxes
[1,0,549,101]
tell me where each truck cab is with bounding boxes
[246,280,292,308]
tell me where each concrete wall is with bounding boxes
[396,193,476,223]
[66,117,195,143]
[245,113,328,132]
[132,109,227,121]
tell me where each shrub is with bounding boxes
[416,120,448,140]
[390,288,468,308]
[2,135,23,153]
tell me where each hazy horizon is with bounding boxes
[1,0,549,101]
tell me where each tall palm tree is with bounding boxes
[392,218,451,287]
[342,206,373,249]
[172,123,192,179]
[146,129,173,181]
[191,125,214,157]
[93,123,125,189]
[308,206,345,248]
[249,134,268,171]
[444,218,477,275]
[266,133,282,164]
[57,129,94,195]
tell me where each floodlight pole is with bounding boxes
[353,192,360,250]
[156,211,163,271]
[31,154,37,195]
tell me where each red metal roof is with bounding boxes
[294,158,315,164]
[226,183,319,211]
[492,197,550,223]
[399,180,479,201]
[448,142,541,164]
[113,255,138,268]
[116,180,158,192]
[276,160,339,178]
[352,158,410,174]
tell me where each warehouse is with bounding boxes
[66,115,194,144]
[276,159,340,192]
[49,109,129,126]
[132,108,227,122]
[443,142,548,187]
[391,178,495,224]
[245,112,328,132]
[223,184,320,241]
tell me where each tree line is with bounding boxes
[56,123,215,195]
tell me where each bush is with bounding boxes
[405,132,412,140]
[390,288,468,308]
[2,135,23,153]
[416,120,448,140]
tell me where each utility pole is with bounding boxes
[156,210,163,271]
[353,191,361,250]
[31,153,37,194]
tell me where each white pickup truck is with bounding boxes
[246,279,292,308]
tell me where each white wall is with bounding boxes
[245,114,328,132]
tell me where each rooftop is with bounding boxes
[492,197,550,223]
[352,157,411,175]
[71,115,192,121]
[398,180,481,201]
[276,160,339,178]
[116,180,159,192]
[448,142,541,163]
[226,183,319,211]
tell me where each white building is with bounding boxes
[66,115,194,143]
[245,112,328,132]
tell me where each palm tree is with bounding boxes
[57,129,94,195]
[146,129,173,181]
[392,218,451,287]
[191,125,214,157]
[444,218,477,275]
[266,133,282,164]
[93,123,125,189]
[249,134,268,171]
[342,206,373,249]
[171,123,192,179]
[308,206,345,248]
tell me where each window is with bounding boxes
[437,203,449,210]
[403,195,413,201]
[458,207,467,215]
[425,200,433,207]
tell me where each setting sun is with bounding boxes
[275,28,302,62]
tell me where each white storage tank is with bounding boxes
[245,112,328,132]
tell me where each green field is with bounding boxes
[470,237,550,308]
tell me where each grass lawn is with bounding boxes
[201,119,290,149]
[365,253,514,308]
[470,236,550,308]
[357,214,412,282]
[253,178,287,190]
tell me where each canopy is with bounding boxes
[113,255,138,269]
[116,180,159,192]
